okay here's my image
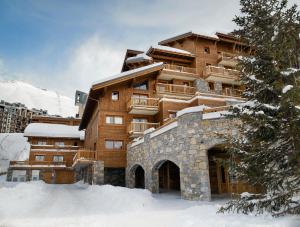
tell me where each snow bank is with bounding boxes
[24,123,84,140]
[0,181,298,227]
[93,62,163,86]
[203,111,229,120]
[0,133,30,173]
[0,80,78,117]
[150,121,178,138]
[282,85,293,94]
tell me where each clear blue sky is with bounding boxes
[0,0,299,97]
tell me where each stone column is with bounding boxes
[194,79,209,93]
[214,81,222,95]
[92,161,104,185]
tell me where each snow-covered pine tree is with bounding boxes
[219,0,300,216]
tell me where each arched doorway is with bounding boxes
[158,160,180,192]
[208,145,230,195]
[134,165,145,189]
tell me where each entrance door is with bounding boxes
[209,160,229,194]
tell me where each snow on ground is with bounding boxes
[0,80,78,117]
[0,133,30,173]
[0,180,299,227]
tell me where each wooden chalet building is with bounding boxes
[6,116,90,184]
[78,31,251,188]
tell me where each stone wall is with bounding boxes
[126,111,238,201]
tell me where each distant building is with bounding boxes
[0,100,48,133]
[75,90,88,118]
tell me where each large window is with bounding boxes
[35,155,45,161]
[133,81,148,90]
[106,116,123,124]
[53,155,64,162]
[105,140,123,150]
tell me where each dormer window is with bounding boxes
[133,81,148,90]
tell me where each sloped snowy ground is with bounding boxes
[0,178,299,227]
[0,133,30,173]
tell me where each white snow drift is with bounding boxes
[0,180,298,227]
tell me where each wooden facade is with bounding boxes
[79,31,251,187]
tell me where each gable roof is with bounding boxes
[80,62,164,130]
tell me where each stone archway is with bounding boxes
[127,164,145,189]
[207,145,230,195]
[135,165,145,189]
[152,160,180,194]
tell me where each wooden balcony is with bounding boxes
[9,160,67,169]
[222,88,243,97]
[158,64,198,81]
[204,66,240,85]
[156,83,196,98]
[31,145,80,151]
[217,52,238,67]
[72,150,96,170]
[163,64,196,74]
[127,96,159,115]
[127,122,160,138]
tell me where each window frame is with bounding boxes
[105,140,124,150]
[133,80,149,91]
[53,155,64,162]
[35,155,45,161]
[111,91,119,101]
[105,115,123,125]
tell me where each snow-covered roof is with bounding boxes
[24,123,85,140]
[126,53,152,64]
[92,62,164,86]
[149,45,193,55]
[176,105,209,117]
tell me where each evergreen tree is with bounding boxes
[220,0,300,216]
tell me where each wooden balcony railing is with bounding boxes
[127,97,159,110]
[73,150,96,162]
[10,160,66,166]
[202,106,230,114]
[127,122,160,135]
[222,88,243,97]
[204,66,240,80]
[218,52,238,62]
[31,145,81,150]
[164,64,197,74]
[156,83,196,96]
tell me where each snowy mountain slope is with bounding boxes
[0,80,78,117]
[0,133,30,173]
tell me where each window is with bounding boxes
[37,141,47,145]
[53,155,64,162]
[132,94,148,105]
[208,82,215,91]
[55,142,65,147]
[31,170,40,181]
[133,81,148,90]
[106,116,123,125]
[111,91,119,101]
[74,142,78,146]
[204,47,210,54]
[183,82,190,86]
[105,140,123,150]
[35,155,44,161]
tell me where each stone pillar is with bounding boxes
[92,161,104,185]
[214,81,222,95]
[6,168,13,181]
[194,79,209,93]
